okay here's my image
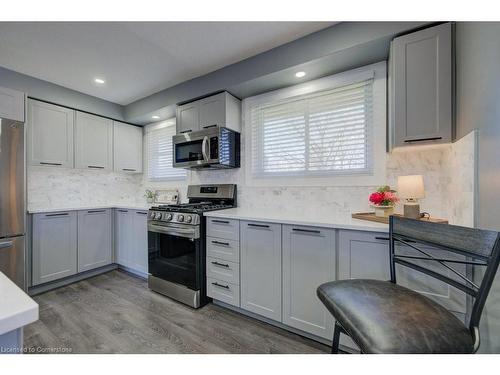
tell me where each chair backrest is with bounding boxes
[389,216,500,351]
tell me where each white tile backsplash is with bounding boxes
[28,132,476,227]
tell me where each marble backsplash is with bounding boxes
[28,131,476,227]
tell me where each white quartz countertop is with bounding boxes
[204,208,389,232]
[0,272,39,335]
[28,204,151,214]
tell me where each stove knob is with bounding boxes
[177,214,184,222]
[165,213,173,221]
[149,212,155,219]
[185,215,192,223]
[155,212,162,220]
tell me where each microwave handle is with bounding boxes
[202,136,209,161]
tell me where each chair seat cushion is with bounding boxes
[317,279,473,354]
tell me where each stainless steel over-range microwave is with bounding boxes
[173,127,240,169]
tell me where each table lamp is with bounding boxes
[397,175,425,219]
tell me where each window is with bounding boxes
[145,120,186,181]
[250,78,374,177]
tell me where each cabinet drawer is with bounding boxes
[207,217,239,241]
[207,257,240,285]
[207,277,240,307]
[207,237,239,263]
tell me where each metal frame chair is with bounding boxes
[323,216,500,354]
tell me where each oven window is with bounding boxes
[148,232,200,290]
[175,139,204,163]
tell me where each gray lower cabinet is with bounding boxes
[32,211,77,286]
[282,225,336,339]
[338,230,391,281]
[115,209,148,274]
[77,209,112,272]
[240,221,282,321]
[390,22,453,147]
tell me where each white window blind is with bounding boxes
[250,79,374,177]
[145,122,186,181]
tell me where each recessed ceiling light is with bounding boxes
[295,71,306,78]
[94,78,105,84]
[152,115,160,120]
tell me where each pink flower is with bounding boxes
[383,191,399,204]
[369,192,385,205]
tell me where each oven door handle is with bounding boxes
[202,136,209,161]
[148,223,199,239]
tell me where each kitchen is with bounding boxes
[1,6,500,369]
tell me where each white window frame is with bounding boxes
[243,61,387,187]
[144,119,187,182]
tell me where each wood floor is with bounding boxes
[24,270,329,354]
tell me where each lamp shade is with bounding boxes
[397,175,425,199]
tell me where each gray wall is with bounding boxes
[456,22,500,353]
[0,66,125,120]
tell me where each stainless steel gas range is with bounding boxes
[147,184,236,308]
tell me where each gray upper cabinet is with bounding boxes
[176,92,241,135]
[32,211,77,286]
[0,86,24,122]
[240,221,282,321]
[75,112,113,171]
[390,22,452,148]
[113,121,143,173]
[77,209,112,272]
[177,102,199,134]
[27,99,74,168]
[282,225,336,339]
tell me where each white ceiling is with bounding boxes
[0,22,334,105]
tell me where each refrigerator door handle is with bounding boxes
[0,241,13,249]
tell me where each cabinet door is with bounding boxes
[77,209,112,272]
[75,112,113,171]
[27,100,74,168]
[115,209,133,268]
[131,210,148,274]
[176,102,199,134]
[0,86,24,122]
[113,121,143,173]
[240,221,281,320]
[392,23,452,147]
[32,211,77,285]
[198,92,225,130]
[395,243,467,315]
[338,230,391,281]
[282,225,336,339]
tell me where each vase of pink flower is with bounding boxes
[369,186,399,218]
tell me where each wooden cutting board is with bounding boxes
[351,212,448,224]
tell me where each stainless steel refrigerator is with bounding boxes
[0,117,25,290]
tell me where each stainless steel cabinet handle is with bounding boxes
[202,124,217,129]
[88,209,106,213]
[117,209,128,213]
[211,261,230,268]
[180,130,192,134]
[293,228,320,234]
[248,223,270,228]
[375,237,390,241]
[212,240,229,246]
[212,282,230,289]
[136,212,148,215]
[40,162,62,166]
[122,168,136,172]
[404,137,442,143]
[0,241,13,250]
[45,212,69,217]
[88,165,105,169]
[212,220,229,224]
